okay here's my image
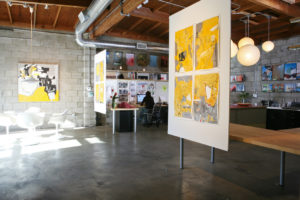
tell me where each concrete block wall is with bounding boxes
[0,29,90,129]
[230,35,300,105]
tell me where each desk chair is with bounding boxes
[144,103,162,127]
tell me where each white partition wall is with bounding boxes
[94,50,107,114]
[168,0,231,151]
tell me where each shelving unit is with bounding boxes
[106,70,168,81]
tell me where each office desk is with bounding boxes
[110,108,139,134]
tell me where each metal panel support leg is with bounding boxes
[134,110,137,133]
[180,138,184,169]
[280,151,285,186]
[211,147,215,164]
[112,110,115,134]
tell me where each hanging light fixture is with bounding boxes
[237,15,260,66]
[231,40,238,58]
[262,15,275,52]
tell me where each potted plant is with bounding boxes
[111,92,118,108]
[239,92,250,103]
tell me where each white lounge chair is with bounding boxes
[16,107,45,133]
[0,112,16,134]
[48,110,68,135]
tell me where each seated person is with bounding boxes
[140,91,154,125]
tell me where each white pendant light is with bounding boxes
[262,15,275,52]
[238,36,254,48]
[231,40,238,58]
[262,40,274,52]
[237,44,260,66]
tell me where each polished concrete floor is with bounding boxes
[0,125,299,200]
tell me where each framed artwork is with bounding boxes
[236,84,245,92]
[113,51,123,66]
[174,76,193,119]
[262,84,272,92]
[18,63,59,102]
[230,84,237,92]
[161,55,168,69]
[150,55,158,67]
[284,63,297,80]
[126,53,135,67]
[272,64,284,80]
[284,83,296,92]
[272,83,284,92]
[296,83,300,92]
[137,54,148,67]
[262,65,272,81]
[297,63,300,80]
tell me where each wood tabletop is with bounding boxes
[229,123,300,155]
[280,128,300,134]
[110,108,139,111]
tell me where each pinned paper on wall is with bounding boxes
[174,76,192,119]
[137,82,148,94]
[175,25,193,72]
[18,63,59,102]
[195,16,219,70]
[193,73,219,124]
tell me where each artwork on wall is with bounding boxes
[284,83,296,92]
[284,63,297,80]
[262,65,272,81]
[137,54,148,67]
[94,50,107,114]
[272,83,284,92]
[296,83,300,92]
[126,53,135,67]
[129,81,136,102]
[137,82,148,94]
[147,82,155,96]
[175,25,193,72]
[161,55,168,69]
[118,80,129,102]
[230,83,244,92]
[150,55,158,67]
[155,82,168,102]
[195,16,219,70]
[174,76,192,119]
[18,63,59,102]
[106,51,110,64]
[297,63,300,80]
[272,64,284,80]
[193,73,219,124]
[262,84,273,92]
[230,74,244,82]
[113,51,123,66]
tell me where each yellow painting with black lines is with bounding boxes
[193,73,219,124]
[175,25,193,72]
[195,16,219,70]
[174,76,192,118]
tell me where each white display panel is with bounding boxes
[168,0,231,151]
[94,50,107,114]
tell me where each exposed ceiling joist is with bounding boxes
[143,22,161,34]
[6,0,91,8]
[93,0,144,37]
[53,6,61,28]
[245,0,300,17]
[106,27,168,44]
[6,3,13,24]
[130,7,169,24]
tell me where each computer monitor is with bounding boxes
[137,94,146,103]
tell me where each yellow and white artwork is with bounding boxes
[174,76,192,118]
[175,25,193,72]
[193,73,219,123]
[18,63,59,102]
[195,16,219,70]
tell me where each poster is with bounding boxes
[175,25,193,72]
[126,53,135,67]
[297,63,300,80]
[272,64,284,80]
[262,65,272,81]
[195,16,219,70]
[193,73,219,124]
[174,76,192,119]
[284,63,297,80]
[169,0,230,151]
[150,55,158,67]
[113,51,123,66]
[18,63,59,102]
[94,50,106,114]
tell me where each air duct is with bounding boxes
[75,0,168,53]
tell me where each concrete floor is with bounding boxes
[0,125,299,200]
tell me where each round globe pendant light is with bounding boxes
[237,44,260,66]
[262,40,274,52]
[238,36,254,48]
[231,40,238,58]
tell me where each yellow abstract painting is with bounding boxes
[99,83,104,103]
[193,73,219,123]
[175,26,193,72]
[195,16,219,70]
[174,76,192,118]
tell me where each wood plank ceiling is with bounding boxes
[0,0,299,45]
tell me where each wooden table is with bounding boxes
[110,108,139,134]
[229,123,300,186]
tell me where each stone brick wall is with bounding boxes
[0,29,91,128]
[230,35,300,105]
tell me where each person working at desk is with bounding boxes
[140,91,154,125]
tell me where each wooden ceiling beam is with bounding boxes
[7,0,91,8]
[53,6,61,28]
[106,27,167,44]
[127,18,144,31]
[6,3,13,24]
[158,29,169,37]
[245,0,300,17]
[93,0,144,37]
[143,22,161,34]
[130,7,169,24]
[33,4,37,28]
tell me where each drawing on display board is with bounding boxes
[284,63,297,80]
[106,80,117,103]
[150,55,158,67]
[262,65,273,81]
[193,73,219,123]
[113,51,123,66]
[284,83,296,92]
[297,63,300,80]
[137,82,148,94]
[118,81,129,102]
[174,76,192,119]
[147,82,155,96]
[18,63,59,102]
[129,81,136,102]
[155,82,168,103]
[272,64,284,80]
[175,25,193,72]
[126,53,135,67]
[195,16,219,70]
[95,83,104,103]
